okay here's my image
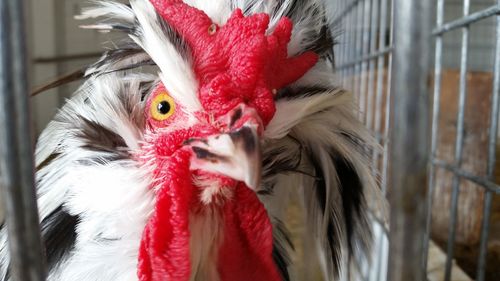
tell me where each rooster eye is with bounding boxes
[150,92,175,121]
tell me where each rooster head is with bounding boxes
[134,1,317,280]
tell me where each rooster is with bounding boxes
[0,0,379,280]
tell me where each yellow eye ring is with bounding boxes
[150,92,175,121]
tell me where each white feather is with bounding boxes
[189,208,224,281]
[265,90,352,139]
[75,1,135,21]
[0,72,156,280]
[129,0,202,112]
[183,0,233,25]
[52,164,154,281]
[85,52,151,77]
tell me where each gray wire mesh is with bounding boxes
[334,0,395,279]
[334,0,500,280]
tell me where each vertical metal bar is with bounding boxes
[423,0,445,273]
[373,0,389,170]
[365,0,380,130]
[336,0,344,84]
[350,3,359,93]
[476,1,500,280]
[475,195,492,281]
[344,0,352,88]
[344,2,352,89]
[444,1,470,280]
[339,0,346,86]
[346,1,356,90]
[360,0,372,124]
[0,1,46,281]
[388,0,431,280]
[379,17,393,281]
[349,1,359,93]
[381,0,394,196]
[353,1,364,103]
[378,228,389,281]
[356,1,365,120]
[339,0,348,86]
[373,0,390,278]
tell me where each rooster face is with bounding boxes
[139,83,277,280]
[138,0,317,196]
[143,83,264,194]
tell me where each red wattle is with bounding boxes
[138,150,194,281]
[218,183,282,281]
[138,155,282,281]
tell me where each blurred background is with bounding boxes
[28,0,126,134]
[26,0,498,124]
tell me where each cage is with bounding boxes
[0,0,499,280]
[333,0,500,280]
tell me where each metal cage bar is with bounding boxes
[423,0,445,274]
[336,0,500,280]
[433,160,500,194]
[364,0,380,131]
[426,1,500,280]
[0,1,46,281]
[358,0,371,123]
[381,0,394,197]
[387,1,432,281]
[354,1,364,118]
[335,0,394,280]
[443,1,471,280]
[476,1,500,280]
[433,5,500,36]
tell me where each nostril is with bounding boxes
[183,138,207,146]
[229,107,243,128]
[217,103,263,134]
[191,146,217,160]
[229,126,259,154]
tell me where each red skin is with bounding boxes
[138,1,319,280]
[218,184,281,281]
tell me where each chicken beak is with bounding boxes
[186,124,262,190]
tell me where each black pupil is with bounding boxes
[157,101,171,115]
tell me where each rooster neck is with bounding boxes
[188,184,281,281]
[189,204,224,281]
[188,178,234,281]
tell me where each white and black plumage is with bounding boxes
[0,1,381,280]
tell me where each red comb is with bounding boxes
[150,0,318,124]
